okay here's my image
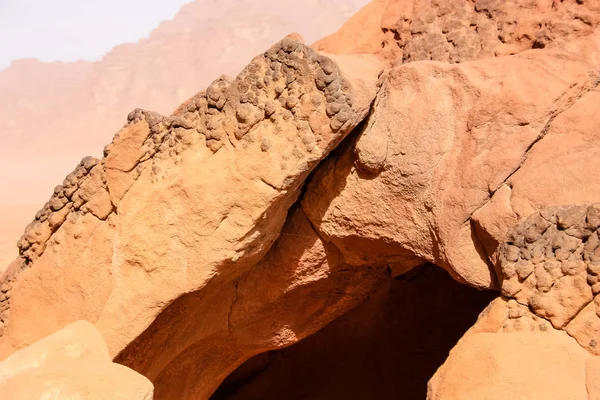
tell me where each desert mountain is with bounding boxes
[0,0,370,270]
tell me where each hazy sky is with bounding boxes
[0,0,192,69]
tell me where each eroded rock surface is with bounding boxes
[3,1,600,399]
[0,320,153,400]
[0,0,372,269]
[304,32,600,288]
[430,205,600,399]
[0,37,383,393]
[428,331,590,400]
[211,265,496,400]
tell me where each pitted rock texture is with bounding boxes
[0,37,382,398]
[499,205,600,329]
[3,2,600,399]
[427,331,590,400]
[429,295,600,400]
[429,205,600,400]
[315,0,600,65]
[495,204,600,356]
[0,320,153,400]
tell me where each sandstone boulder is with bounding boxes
[0,37,382,398]
[0,320,153,399]
[315,0,600,65]
[304,32,600,288]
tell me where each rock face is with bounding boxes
[0,0,371,270]
[3,0,600,399]
[0,37,383,398]
[0,320,153,399]
[428,332,590,400]
[428,204,600,399]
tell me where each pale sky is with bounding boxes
[0,0,192,69]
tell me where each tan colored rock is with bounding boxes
[587,357,600,400]
[497,204,599,330]
[427,332,589,400]
[473,87,600,263]
[303,33,600,288]
[315,0,600,65]
[115,206,388,399]
[0,0,371,269]
[0,38,382,398]
[0,320,153,400]
[212,264,496,400]
[462,297,554,336]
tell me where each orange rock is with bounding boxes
[0,320,153,399]
[316,0,600,65]
[0,38,382,398]
[428,332,589,400]
[304,33,600,289]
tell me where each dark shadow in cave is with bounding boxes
[211,264,498,400]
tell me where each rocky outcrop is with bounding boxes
[0,37,382,398]
[428,331,590,400]
[428,204,600,398]
[304,32,600,288]
[0,0,371,270]
[211,265,495,400]
[0,320,153,399]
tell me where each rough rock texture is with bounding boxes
[211,265,496,400]
[304,32,600,288]
[0,37,382,399]
[429,296,600,400]
[114,206,388,399]
[429,204,600,398]
[494,204,600,354]
[0,320,153,399]
[0,0,371,269]
[315,0,600,65]
[3,1,600,399]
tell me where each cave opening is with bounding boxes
[210,264,498,400]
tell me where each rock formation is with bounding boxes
[211,265,496,400]
[2,0,600,399]
[0,0,371,270]
[315,0,600,65]
[0,37,383,398]
[0,320,153,399]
